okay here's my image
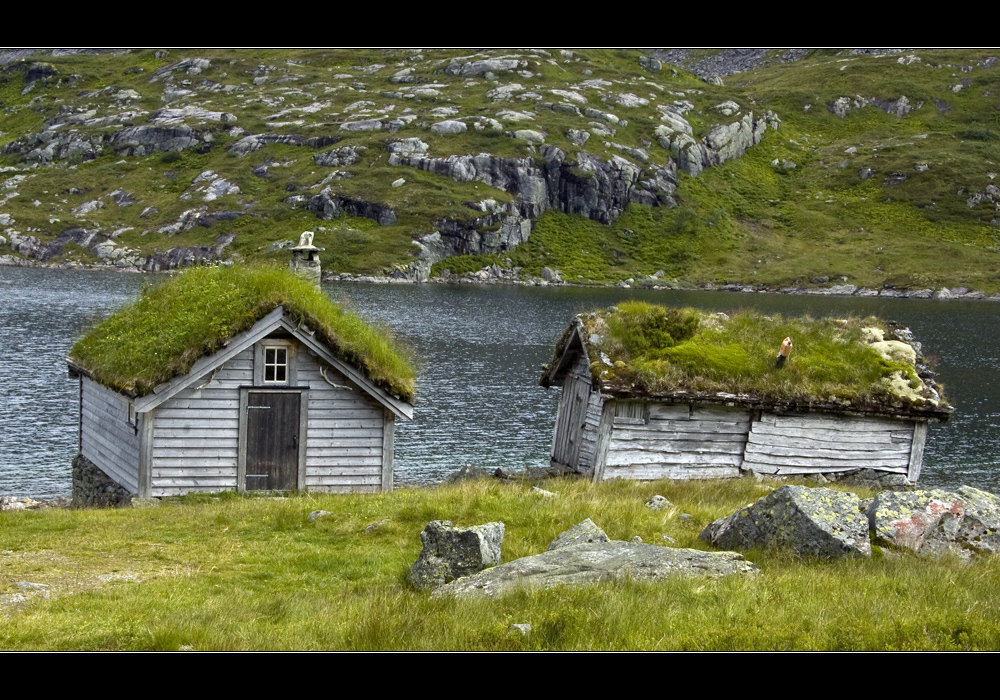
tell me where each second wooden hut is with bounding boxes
[541,302,951,484]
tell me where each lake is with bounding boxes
[2,265,998,497]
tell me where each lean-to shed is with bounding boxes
[68,265,415,499]
[541,303,951,483]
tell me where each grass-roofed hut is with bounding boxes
[540,302,951,484]
[68,265,415,500]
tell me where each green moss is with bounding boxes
[573,303,947,413]
[69,264,416,401]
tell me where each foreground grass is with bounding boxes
[1,478,998,650]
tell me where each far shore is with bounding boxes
[5,258,998,302]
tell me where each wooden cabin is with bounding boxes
[541,303,951,483]
[68,266,414,499]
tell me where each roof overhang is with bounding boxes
[540,319,589,388]
[81,306,413,420]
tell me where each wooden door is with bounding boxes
[552,372,590,469]
[245,392,300,490]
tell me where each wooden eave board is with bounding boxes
[596,391,951,423]
[133,306,287,413]
[543,321,589,388]
[277,316,412,421]
[130,307,412,420]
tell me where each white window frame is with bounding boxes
[254,339,297,387]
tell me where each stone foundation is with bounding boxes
[71,454,133,508]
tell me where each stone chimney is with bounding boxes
[289,231,322,287]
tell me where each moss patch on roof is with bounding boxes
[546,301,949,417]
[70,265,416,402]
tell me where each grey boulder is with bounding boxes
[408,520,505,591]
[432,537,757,599]
[868,486,1000,558]
[700,485,871,558]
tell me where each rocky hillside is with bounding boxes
[1,49,999,293]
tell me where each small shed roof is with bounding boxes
[541,302,951,421]
[69,264,416,404]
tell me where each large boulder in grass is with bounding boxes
[432,538,757,599]
[407,520,505,591]
[700,485,871,558]
[867,486,1000,558]
[431,519,757,599]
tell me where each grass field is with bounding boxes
[2,477,997,650]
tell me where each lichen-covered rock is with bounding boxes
[444,57,527,77]
[646,495,674,510]
[227,133,304,157]
[547,519,609,551]
[431,539,757,599]
[407,520,505,591]
[313,145,366,167]
[700,485,871,558]
[430,119,467,135]
[868,487,1000,558]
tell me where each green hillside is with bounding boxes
[1,48,998,292]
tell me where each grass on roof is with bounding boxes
[69,264,416,401]
[574,301,946,413]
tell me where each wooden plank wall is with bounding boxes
[550,354,594,472]
[742,412,914,475]
[576,390,603,475]
[80,377,141,493]
[601,404,749,480]
[300,349,385,493]
[148,343,388,496]
[149,348,249,496]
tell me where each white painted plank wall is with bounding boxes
[148,348,249,496]
[80,378,140,493]
[300,351,384,491]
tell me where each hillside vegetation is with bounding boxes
[1,48,998,291]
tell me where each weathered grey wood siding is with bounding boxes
[599,403,750,481]
[149,347,249,496]
[146,342,389,496]
[742,412,915,476]
[299,348,386,493]
[577,390,603,474]
[550,354,595,472]
[80,377,140,494]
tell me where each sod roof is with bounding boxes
[541,302,951,420]
[69,265,416,402]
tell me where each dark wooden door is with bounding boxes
[246,392,300,490]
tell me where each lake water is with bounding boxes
[2,265,999,497]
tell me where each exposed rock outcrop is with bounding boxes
[828,95,921,118]
[546,518,609,550]
[390,146,676,227]
[106,125,202,156]
[654,109,777,178]
[313,145,367,167]
[307,187,397,226]
[432,536,757,599]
